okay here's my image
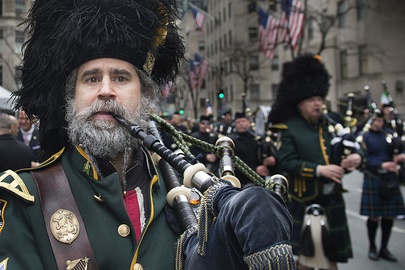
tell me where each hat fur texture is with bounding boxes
[13,0,184,160]
[268,54,330,124]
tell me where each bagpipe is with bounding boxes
[380,80,405,157]
[112,113,294,269]
[322,93,360,169]
[356,82,405,158]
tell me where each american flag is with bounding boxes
[205,99,213,117]
[194,53,209,88]
[279,0,293,44]
[258,7,279,59]
[279,0,304,50]
[191,6,205,29]
[289,0,305,50]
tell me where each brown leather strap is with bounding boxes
[32,162,99,270]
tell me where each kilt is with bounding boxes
[360,171,405,217]
[288,194,353,263]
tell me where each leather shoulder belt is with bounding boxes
[31,162,99,270]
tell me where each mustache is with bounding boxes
[77,100,129,121]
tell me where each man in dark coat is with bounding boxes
[269,54,363,270]
[0,112,32,171]
[189,115,219,175]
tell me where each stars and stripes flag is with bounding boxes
[205,99,213,117]
[279,0,305,50]
[258,6,279,59]
[191,6,205,29]
[194,53,209,88]
[289,0,305,50]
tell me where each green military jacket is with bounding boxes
[276,114,348,203]
[0,146,177,269]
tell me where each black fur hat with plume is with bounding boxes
[268,54,330,124]
[13,0,185,160]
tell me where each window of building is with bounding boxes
[250,84,260,101]
[248,1,256,13]
[340,50,348,79]
[248,27,258,42]
[15,30,25,44]
[359,45,368,75]
[0,28,3,39]
[249,54,259,70]
[271,54,279,71]
[215,40,218,55]
[338,1,346,28]
[0,0,3,16]
[228,3,232,19]
[198,40,205,51]
[0,65,2,86]
[16,0,26,16]
[308,17,315,40]
[224,33,227,49]
[356,0,365,21]
[219,37,222,51]
[228,30,232,45]
[223,7,226,22]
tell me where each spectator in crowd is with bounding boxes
[215,109,234,136]
[228,112,263,188]
[161,113,187,151]
[9,115,19,137]
[189,115,219,175]
[360,110,405,262]
[17,109,40,166]
[269,54,363,270]
[0,112,32,171]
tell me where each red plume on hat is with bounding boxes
[13,0,185,160]
[268,54,330,124]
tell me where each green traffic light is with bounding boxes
[179,109,185,115]
[218,92,224,99]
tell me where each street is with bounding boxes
[339,170,405,270]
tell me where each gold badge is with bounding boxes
[50,209,80,244]
[66,257,89,270]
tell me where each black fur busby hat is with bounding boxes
[268,54,330,124]
[13,0,185,160]
[234,112,248,120]
[199,115,211,122]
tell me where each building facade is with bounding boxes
[0,0,30,92]
[177,0,405,120]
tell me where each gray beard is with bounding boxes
[65,98,150,160]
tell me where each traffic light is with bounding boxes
[218,89,224,99]
[179,108,185,115]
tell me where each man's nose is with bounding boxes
[98,78,116,99]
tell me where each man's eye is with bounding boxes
[115,76,128,82]
[85,77,99,83]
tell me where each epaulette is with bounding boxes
[0,148,65,203]
[270,123,288,130]
[0,170,35,203]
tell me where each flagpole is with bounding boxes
[188,2,215,20]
